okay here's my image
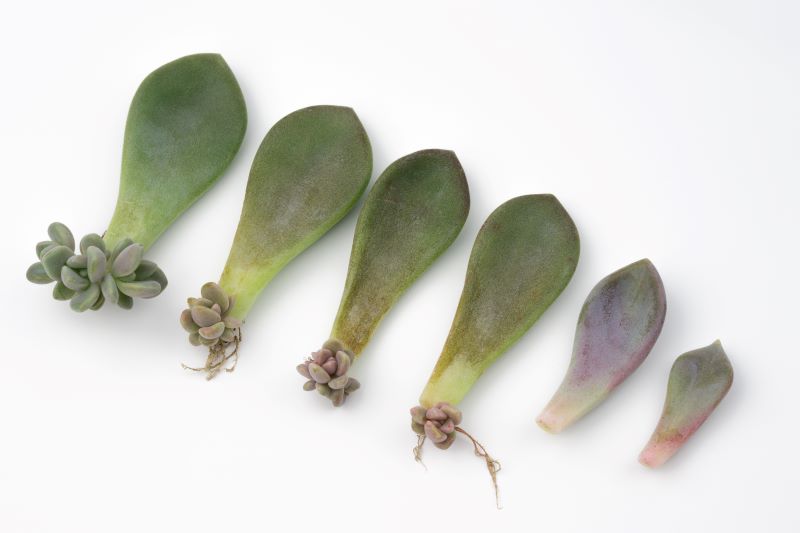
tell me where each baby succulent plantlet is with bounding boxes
[297,149,470,406]
[639,340,733,468]
[411,194,580,505]
[27,53,247,312]
[536,259,667,433]
[182,106,372,378]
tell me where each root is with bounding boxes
[413,434,427,470]
[182,328,242,380]
[455,427,502,509]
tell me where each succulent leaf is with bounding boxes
[26,262,52,284]
[61,266,90,291]
[537,259,667,433]
[419,195,580,408]
[103,54,247,251]
[198,322,225,340]
[217,106,372,319]
[36,241,55,259]
[100,274,120,305]
[117,293,133,310]
[330,149,470,355]
[41,245,74,280]
[70,283,101,312]
[66,255,88,269]
[79,233,106,255]
[86,246,107,283]
[191,306,221,328]
[639,341,733,468]
[111,243,144,278]
[52,281,75,301]
[116,279,162,298]
[47,222,75,250]
[201,282,229,312]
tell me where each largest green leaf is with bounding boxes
[104,53,247,249]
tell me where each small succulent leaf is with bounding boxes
[69,283,101,312]
[79,233,106,255]
[108,238,134,266]
[297,364,312,379]
[321,358,337,375]
[410,406,427,425]
[134,260,158,280]
[198,322,225,340]
[26,262,52,284]
[201,282,229,312]
[52,281,75,301]
[145,267,168,292]
[315,383,332,398]
[116,280,162,299]
[47,222,75,250]
[41,245,74,280]
[100,274,120,305]
[188,332,202,346]
[220,328,235,343]
[36,241,55,258]
[90,293,105,311]
[330,388,345,406]
[191,306,221,327]
[328,375,349,390]
[60,266,90,291]
[308,363,331,384]
[86,246,107,284]
[199,336,218,346]
[66,255,88,269]
[180,309,199,333]
[639,341,733,468]
[189,297,213,308]
[111,243,144,278]
[344,378,360,394]
[117,293,134,310]
[302,380,316,391]
[334,350,350,377]
[424,421,447,444]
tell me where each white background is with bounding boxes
[2,1,797,531]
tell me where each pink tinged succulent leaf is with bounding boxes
[639,341,733,468]
[537,259,666,433]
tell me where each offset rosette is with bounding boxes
[297,340,360,406]
[180,282,241,348]
[410,402,462,450]
[26,222,167,311]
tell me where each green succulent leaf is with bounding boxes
[191,306,221,327]
[331,149,469,355]
[60,266,90,291]
[26,262,52,284]
[70,283,101,312]
[134,260,158,280]
[419,195,580,408]
[103,54,247,250]
[201,282,229,312]
[117,293,134,310]
[66,255,88,269]
[198,322,225,340]
[41,245,74,280]
[90,293,106,311]
[52,281,75,301]
[100,273,120,305]
[180,309,199,333]
[111,243,144,278]
[47,222,75,250]
[217,105,372,320]
[36,241,55,259]
[86,246,107,283]
[116,279,162,298]
[79,233,106,255]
